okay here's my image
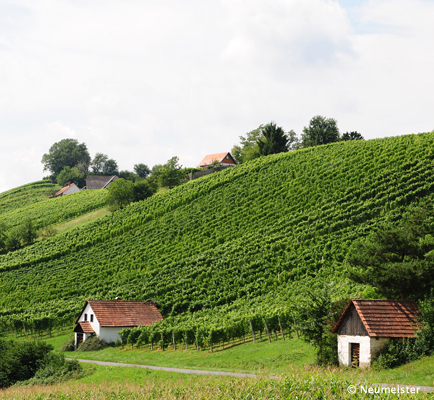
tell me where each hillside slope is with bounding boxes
[1,189,108,231]
[0,180,59,216]
[1,133,434,324]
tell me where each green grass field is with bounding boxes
[42,333,434,387]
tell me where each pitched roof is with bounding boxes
[84,175,119,189]
[55,182,75,197]
[74,321,94,333]
[198,152,235,167]
[332,299,420,338]
[77,300,164,327]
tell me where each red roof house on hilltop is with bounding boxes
[332,299,420,367]
[198,152,237,168]
[52,182,80,198]
[74,300,163,348]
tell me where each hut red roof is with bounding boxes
[74,321,94,333]
[198,152,236,167]
[332,299,420,338]
[55,182,75,197]
[77,300,163,327]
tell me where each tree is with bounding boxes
[19,217,37,247]
[103,159,119,175]
[287,129,301,150]
[296,282,337,365]
[132,179,157,202]
[0,222,8,254]
[41,139,91,177]
[231,125,263,164]
[300,116,340,148]
[5,228,22,252]
[56,166,85,187]
[347,199,434,300]
[91,153,109,174]
[257,122,289,156]
[118,170,137,182]
[91,153,119,175]
[158,157,183,189]
[134,164,151,179]
[342,131,364,141]
[106,179,134,211]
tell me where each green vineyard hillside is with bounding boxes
[1,132,434,328]
[1,188,108,231]
[0,180,59,216]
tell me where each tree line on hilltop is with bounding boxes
[231,115,363,164]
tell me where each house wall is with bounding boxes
[370,337,389,360]
[337,305,369,336]
[189,165,234,180]
[99,327,124,343]
[338,335,370,367]
[338,335,390,367]
[78,304,100,336]
[64,184,80,195]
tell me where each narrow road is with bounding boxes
[70,358,434,393]
[70,358,257,378]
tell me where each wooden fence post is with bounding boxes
[263,318,271,343]
[249,320,256,343]
[278,316,285,341]
[292,313,299,339]
[172,331,176,351]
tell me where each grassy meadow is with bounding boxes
[41,332,434,387]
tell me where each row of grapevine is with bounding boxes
[119,299,296,351]
[0,180,60,216]
[1,189,108,231]
[1,132,434,323]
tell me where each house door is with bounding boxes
[77,333,83,347]
[351,343,360,367]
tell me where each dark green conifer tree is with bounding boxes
[347,199,434,300]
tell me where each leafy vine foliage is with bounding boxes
[1,132,434,338]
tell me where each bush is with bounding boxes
[60,338,75,352]
[76,336,109,351]
[373,295,434,369]
[15,353,83,386]
[0,339,53,388]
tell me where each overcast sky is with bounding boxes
[1,0,433,193]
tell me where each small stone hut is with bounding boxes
[332,299,420,367]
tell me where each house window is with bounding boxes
[226,155,229,159]
[90,314,94,322]
[84,314,87,321]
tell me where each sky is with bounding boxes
[1,0,434,193]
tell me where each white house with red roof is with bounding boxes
[53,182,80,197]
[332,300,420,367]
[198,152,237,168]
[74,300,163,348]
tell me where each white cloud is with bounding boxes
[0,0,433,192]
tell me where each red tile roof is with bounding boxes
[198,152,235,167]
[77,300,164,327]
[332,299,420,338]
[74,321,94,333]
[55,182,74,197]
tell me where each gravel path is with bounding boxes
[71,358,256,378]
[70,358,434,392]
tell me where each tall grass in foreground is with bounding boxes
[1,374,432,399]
